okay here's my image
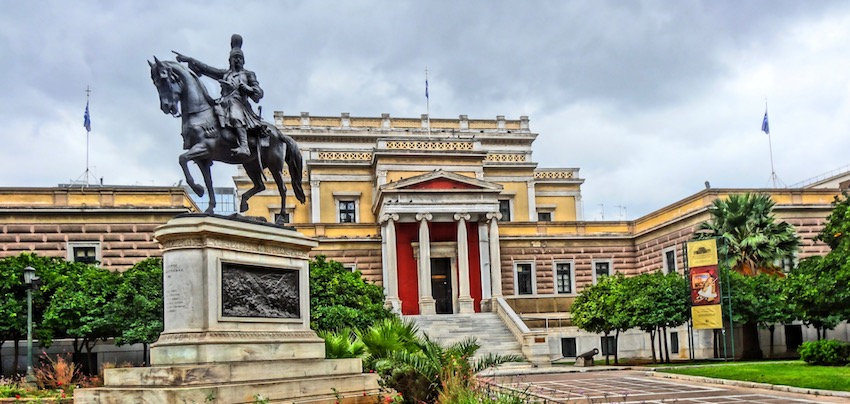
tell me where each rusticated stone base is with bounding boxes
[150,331,326,365]
[74,358,380,403]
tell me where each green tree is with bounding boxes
[695,193,800,276]
[786,255,847,339]
[309,255,393,332]
[110,258,164,365]
[0,254,30,374]
[0,253,93,373]
[624,272,688,364]
[784,193,850,339]
[723,270,795,358]
[42,263,122,373]
[571,274,625,365]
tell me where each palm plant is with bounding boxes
[695,193,799,275]
[375,335,524,404]
[356,316,421,371]
[354,316,524,403]
[317,328,365,359]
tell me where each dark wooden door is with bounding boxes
[431,258,453,314]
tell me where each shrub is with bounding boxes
[0,376,27,398]
[798,339,850,366]
[34,354,80,392]
[309,255,393,332]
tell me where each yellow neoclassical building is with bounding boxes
[236,112,837,313]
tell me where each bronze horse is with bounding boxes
[148,58,304,223]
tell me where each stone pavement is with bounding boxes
[479,367,850,403]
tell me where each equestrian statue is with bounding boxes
[148,34,304,224]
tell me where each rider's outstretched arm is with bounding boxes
[172,51,226,80]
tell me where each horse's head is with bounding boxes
[148,57,181,117]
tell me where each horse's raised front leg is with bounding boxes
[179,144,207,197]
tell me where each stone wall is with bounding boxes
[499,240,637,295]
[312,244,383,285]
[0,221,165,271]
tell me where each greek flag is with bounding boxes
[761,110,769,135]
[83,101,92,133]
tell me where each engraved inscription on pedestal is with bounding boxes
[165,263,192,314]
[221,262,300,318]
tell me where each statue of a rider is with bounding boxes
[173,34,263,157]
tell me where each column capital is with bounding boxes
[453,213,471,222]
[310,180,320,188]
[416,212,433,222]
[486,212,503,221]
[379,213,399,224]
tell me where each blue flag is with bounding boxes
[425,78,429,100]
[83,101,92,132]
[761,110,769,135]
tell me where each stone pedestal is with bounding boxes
[75,215,379,404]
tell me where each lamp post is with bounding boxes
[23,266,37,384]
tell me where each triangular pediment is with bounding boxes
[381,170,502,192]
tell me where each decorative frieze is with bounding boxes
[486,154,527,162]
[317,151,372,161]
[161,237,308,259]
[386,141,473,151]
[535,170,576,179]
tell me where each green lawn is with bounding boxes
[660,361,850,392]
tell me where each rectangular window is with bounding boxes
[670,331,679,353]
[338,200,356,223]
[663,248,676,274]
[561,337,577,358]
[74,246,98,264]
[516,263,533,295]
[499,200,511,222]
[537,212,552,222]
[785,324,803,350]
[593,261,612,284]
[600,336,616,356]
[555,262,573,294]
[67,242,101,265]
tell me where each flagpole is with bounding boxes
[762,100,783,188]
[86,86,91,184]
[425,68,431,137]
[74,86,93,187]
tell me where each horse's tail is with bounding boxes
[282,134,306,203]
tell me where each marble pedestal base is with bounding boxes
[75,215,379,403]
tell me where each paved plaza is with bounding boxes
[486,370,846,403]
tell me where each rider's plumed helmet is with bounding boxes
[229,34,244,60]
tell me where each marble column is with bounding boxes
[416,212,435,314]
[310,180,321,223]
[486,212,503,298]
[454,213,474,313]
[380,213,400,312]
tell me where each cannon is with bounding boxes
[575,348,599,367]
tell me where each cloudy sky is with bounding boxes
[3,1,850,219]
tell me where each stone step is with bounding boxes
[405,313,527,363]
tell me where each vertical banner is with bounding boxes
[687,238,723,329]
